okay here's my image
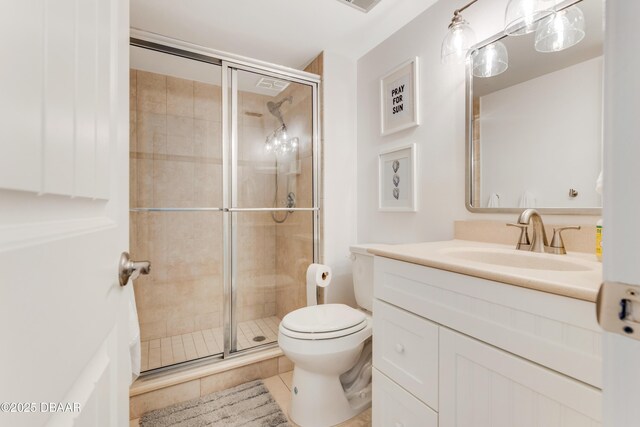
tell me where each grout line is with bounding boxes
[279,373,292,392]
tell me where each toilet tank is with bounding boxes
[350,244,378,312]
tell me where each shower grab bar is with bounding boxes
[130,207,224,212]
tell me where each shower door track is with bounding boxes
[130,208,318,212]
[131,31,321,375]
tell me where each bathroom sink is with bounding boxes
[368,240,603,302]
[439,247,593,272]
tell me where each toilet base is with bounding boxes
[289,366,370,427]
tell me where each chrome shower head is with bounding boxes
[266,96,292,125]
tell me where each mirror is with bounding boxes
[465,0,603,214]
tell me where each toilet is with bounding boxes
[278,244,376,427]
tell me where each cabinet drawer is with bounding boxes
[373,368,438,427]
[373,299,438,410]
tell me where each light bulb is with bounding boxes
[441,13,476,65]
[535,6,585,52]
[472,41,508,78]
[504,0,556,36]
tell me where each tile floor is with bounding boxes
[263,372,372,427]
[141,316,281,371]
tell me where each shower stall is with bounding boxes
[129,34,320,372]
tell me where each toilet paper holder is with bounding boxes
[118,251,151,286]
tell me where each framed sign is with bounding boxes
[380,57,420,136]
[378,143,417,212]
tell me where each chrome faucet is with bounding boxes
[517,209,548,253]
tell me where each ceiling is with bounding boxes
[130,0,439,70]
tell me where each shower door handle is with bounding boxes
[118,251,151,286]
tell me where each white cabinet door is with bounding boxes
[0,1,130,426]
[373,300,439,410]
[372,369,438,427]
[439,328,602,427]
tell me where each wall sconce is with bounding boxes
[535,4,585,52]
[441,0,479,64]
[504,0,556,35]
[442,0,587,76]
[441,0,509,76]
[472,41,509,77]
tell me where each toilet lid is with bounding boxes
[279,319,368,340]
[281,304,366,334]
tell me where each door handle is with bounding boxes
[118,251,150,286]
[597,281,640,340]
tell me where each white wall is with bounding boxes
[480,57,603,208]
[356,0,601,245]
[322,50,359,305]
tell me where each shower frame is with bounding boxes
[130,30,321,372]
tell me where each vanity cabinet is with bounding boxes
[372,256,603,427]
[439,329,601,427]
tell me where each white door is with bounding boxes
[602,1,640,426]
[0,1,130,426]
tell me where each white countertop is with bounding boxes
[368,240,602,302]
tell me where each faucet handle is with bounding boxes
[549,226,581,254]
[507,223,531,250]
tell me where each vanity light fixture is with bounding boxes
[441,0,478,64]
[534,5,585,52]
[472,41,509,77]
[504,0,556,35]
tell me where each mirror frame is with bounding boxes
[464,0,602,215]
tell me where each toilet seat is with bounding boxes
[279,304,367,340]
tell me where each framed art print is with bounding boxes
[378,143,417,212]
[380,57,420,136]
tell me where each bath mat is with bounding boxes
[140,379,290,427]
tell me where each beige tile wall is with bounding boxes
[130,69,228,342]
[235,90,280,323]
[130,68,317,344]
[273,80,315,319]
[130,70,288,342]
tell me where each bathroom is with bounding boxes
[1,0,639,426]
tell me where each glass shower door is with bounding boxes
[130,45,225,371]
[130,41,320,372]
[227,67,318,353]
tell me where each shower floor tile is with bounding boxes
[140,316,281,371]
